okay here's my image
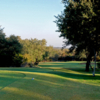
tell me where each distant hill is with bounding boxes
[53,47,68,49]
[53,47,62,49]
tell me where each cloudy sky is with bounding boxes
[0,0,65,47]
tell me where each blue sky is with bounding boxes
[0,0,65,47]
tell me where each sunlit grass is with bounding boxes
[0,61,100,100]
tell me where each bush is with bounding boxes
[21,62,30,67]
[28,63,33,67]
[97,62,100,68]
[34,62,39,65]
[96,56,100,61]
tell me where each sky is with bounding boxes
[0,0,65,47]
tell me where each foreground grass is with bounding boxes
[0,61,100,100]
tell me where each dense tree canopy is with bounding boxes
[0,28,23,67]
[55,0,100,72]
[0,28,73,67]
[20,38,47,64]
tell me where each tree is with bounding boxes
[6,35,23,66]
[20,38,47,65]
[0,27,23,67]
[0,28,7,66]
[55,0,100,73]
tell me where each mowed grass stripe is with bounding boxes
[0,61,100,100]
[0,70,100,100]
[0,71,25,90]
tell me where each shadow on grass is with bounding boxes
[1,62,100,81]
[48,70,100,80]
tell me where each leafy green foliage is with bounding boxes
[55,0,97,52]
[19,38,47,64]
[0,27,76,67]
[0,28,23,67]
[55,0,100,71]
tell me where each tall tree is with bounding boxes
[20,38,47,65]
[0,28,7,66]
[55,0,100,73]
[6,35,23,66]
[0,27,23,67]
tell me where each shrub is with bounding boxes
[97,62,100,68]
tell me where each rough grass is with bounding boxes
[0,61,100,100]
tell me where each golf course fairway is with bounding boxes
[0,61,100,100]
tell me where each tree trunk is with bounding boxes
[93,49,96,77]
[85,53,92,72]
[34,58,39,65]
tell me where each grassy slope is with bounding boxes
[0,61,100,100]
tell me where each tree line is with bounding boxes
[1,27,95,67]
[0,28,75,67]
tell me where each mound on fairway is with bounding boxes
[0,61,100,100]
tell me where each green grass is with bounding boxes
[0,61,100,100]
